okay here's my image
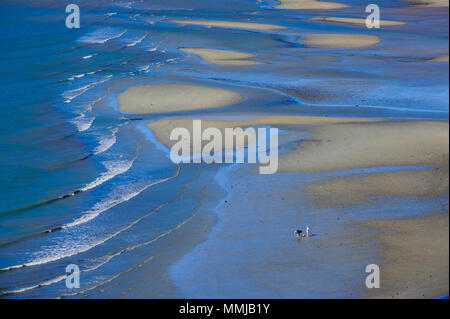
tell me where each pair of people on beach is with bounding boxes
[294,226,310,239]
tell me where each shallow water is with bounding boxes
[0,0,448,298]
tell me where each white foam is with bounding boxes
[65,165,179,229]
[68,69,101,81]
[0,201,168,295]
[82,53,97,60]
[0,171,178,270]
[79,27,127,45]
[62,75,112,103]
[1,274,68,295]
[93,127,118,155]
[126,33,148,47]
[81,159,135,192]
[0,167,178,272]
[71,113,95,132]
[67,73,86,81]
[137,64,151,72]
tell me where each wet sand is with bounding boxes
[145,114,448,299]
[170,19,287,30]
[310,17,406,27]
[278,120,449,172]
[285,119,449,298]
[118,83,244,113]
[120,0,447,299]
[146,115,378,150]
[408,0,449,7]
[180,48,263,65]
[361,213,449,299]
[170,164,377,298]
[426,55,449,62]
[307,167,449,207]
[168,135,449,298]
[412,55,450,62]
[304,33,381,48]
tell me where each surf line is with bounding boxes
[65,164,181,230]
[60,197,202,298]
[0,145,141,250]
[0,139,138,217]
[0,201,170,294]
[0,199,171,273]
[0,163,180,259]
[4,176,196,292]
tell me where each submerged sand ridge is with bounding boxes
[170,19,287,30]
[180,48,263,66]
[118,83,244,113]
[407,0,449,7]
[414,55,450,62]
[425,55,449,62]
[310,17,406,27]
[275,0,349,10]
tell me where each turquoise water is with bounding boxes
[0,0,448,298]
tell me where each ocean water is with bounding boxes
[0,0,448,298]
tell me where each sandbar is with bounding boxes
[304,33,381,48]
[180,48,263,65]
[118,83,244,114]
